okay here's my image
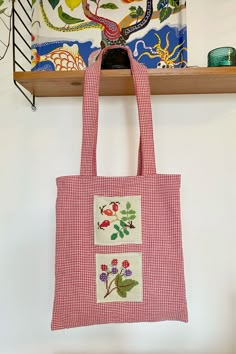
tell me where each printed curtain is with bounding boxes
[32,0,187,71]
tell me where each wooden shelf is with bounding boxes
[14,67,236,97]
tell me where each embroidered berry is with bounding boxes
[103,209,113,216]
[98,220,110,229]
[111,267,118,274]
[101,264,108,271]
[122,260,130,268]
[111,259,118,266]
[110,201,120,212]
[99,273,108,282]
[125,269,132,277]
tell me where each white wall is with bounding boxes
[0,1,236,353]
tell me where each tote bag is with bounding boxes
[51,45,188,330]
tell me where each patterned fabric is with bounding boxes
[51,46,188,329]
[32,0,187,71]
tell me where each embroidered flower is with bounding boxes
[111,259,118,266]
[99,273,108,282]
[122,260,130,268]
[101,264,108,271]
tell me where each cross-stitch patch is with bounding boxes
[94,196,142,245]
[96,253,143,303]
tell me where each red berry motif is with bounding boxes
[111,259,118,266]
[111,202,119,212]
[103,209,113,216]
[31,34,35,42]
[101,264,108,271]
[98,220,110,229]
[122,260,130,268]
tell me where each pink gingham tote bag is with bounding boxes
[51,46,188,330]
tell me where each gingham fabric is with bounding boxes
[51,46,188,330]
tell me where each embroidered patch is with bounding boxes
[94,196,142,245]
[96,253,143,303]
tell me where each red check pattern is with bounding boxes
[51,46,188,330]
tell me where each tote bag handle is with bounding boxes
[80,45,156,177]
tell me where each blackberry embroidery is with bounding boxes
[98,201,137,240]
[99,259,139,299]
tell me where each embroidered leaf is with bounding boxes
[32,0,37,5]
[159,6,172,22]
[121,216,128,221]
[90,0,97,2]
[120,279,139,292]
[115,274,122,287]
[0,0,4,6]
[115,274,138,298]
[123,228,129,235]
[111,233,118,240]
[128,210,136,214]
[117,287,127,298]
[114,224,120,231]
[119,231,124,238]
[129,214,136,220]
[120,220,126,227]
[126,202,131,210]
[120,210,127,215]
[48,0,60,10]
[129,6,136,11]
[100,3,118,9]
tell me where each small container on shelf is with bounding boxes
[208,47,236,67]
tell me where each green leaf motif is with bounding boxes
[120,220,126,227]
[119,231,124,238]
[126,201,131,210]
[120,279,139,292]
[128,210,136,214]
[114,224,120,231]
[100,2,118,9]
[123,228,129,235]
[111,233,118,240]
[130,12,138,19]
[159,6,172,22]
[117,287,127,298]
[48,0,60,10]
[0,0,4,7]
[136,5,144,17]
[90,0,97,2]
[115,274,122,287]
[129,214,136,220]
[58,6,84,24]
[120,210,127,215]
[170,0,179,7]
[115,274,139,298]
[121,216,128,221]
[129,6,136,11]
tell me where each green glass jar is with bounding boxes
[208,47,236,67]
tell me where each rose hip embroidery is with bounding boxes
[99,259,139,299]
[98,200,137,240]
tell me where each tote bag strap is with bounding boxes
[80,45,156,177]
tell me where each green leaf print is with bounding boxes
[100,3,118,9]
